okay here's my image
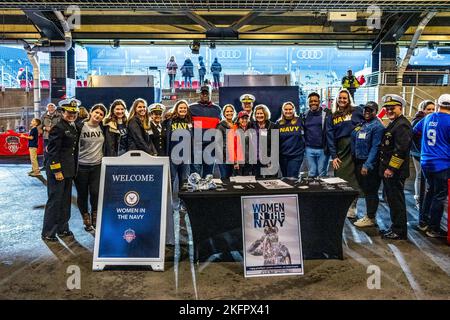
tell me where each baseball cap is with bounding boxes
[437,94,450,108]
[237,111,250,119]
[364,101,379,112]
[200,85,212,94]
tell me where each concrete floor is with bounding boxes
[0,158,449,300]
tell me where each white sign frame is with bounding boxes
[93,151,171,271]
[241,194,304,278]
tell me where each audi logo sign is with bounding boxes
[217,50,242,59]
[296,49,324,60]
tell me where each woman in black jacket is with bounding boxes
[127,98,157,156]
[103,99,128,156]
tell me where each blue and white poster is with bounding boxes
[241,194,303,278]
[93,151,170,271]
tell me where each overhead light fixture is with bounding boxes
[190,40,200,54]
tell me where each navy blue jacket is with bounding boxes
[326,106,364,159]
[276,117,305,158]
[210,59,222,75]
[181,59,194,77]
[301,107,332,155]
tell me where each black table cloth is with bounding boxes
[179,178,358,261]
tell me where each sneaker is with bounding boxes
[41,235,58,242]
[381,230,407,240]
[354,215,376,228]
[414,222,428,232]
[57,230,74,238]
[425,229,444,238]
[347,208,357,219]
[29,172,42,177]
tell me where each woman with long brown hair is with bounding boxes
[103,99,128,156]
[127,98,157,155]
[326,88,364,217]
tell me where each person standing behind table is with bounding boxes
[277,102,305,178]
[351,101,385,228]
[341,69,360,100]
[210,57,222,90]
[127,98,157,156]
[302,92,332,177]
[74,104,107,231]
[164,100,192,202]
[189,85,221,177]
[216,104,237,179]
[41,99,81,242]
[41,102,61,167]
[413,94,450,238]
[411,100,436,210]
[233,111,255,176]
[148,103,167,156]
[198,56,207,86]
[378,94,412,240]
[166,56,178,91]
[180,58,194,89]
[20,118,42,177]
[240,94,255,119]
[103,99,128,157]
[252,104,278,177]
[326,88,364,218]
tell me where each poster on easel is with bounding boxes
[93,151,171,271]
[241,194,303,277]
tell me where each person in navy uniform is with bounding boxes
[42,99,81,242]
[148,103,167,156]
[378,94,412,240]
[240,93,255,119]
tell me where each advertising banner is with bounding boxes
[0,131,44,156]
[241,194,303,277]
[93,151,170,271]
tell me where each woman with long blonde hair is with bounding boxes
[276,101,305,178]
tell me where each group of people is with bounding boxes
[36,83,449,243]
[166,56,222,90]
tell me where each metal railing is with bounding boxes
[370,70,450,86]
[0,106,40,132]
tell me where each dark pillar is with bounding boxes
[50,47,75,104]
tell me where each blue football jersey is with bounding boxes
[413,112,450,172]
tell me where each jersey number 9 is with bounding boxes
[427,129,436,146]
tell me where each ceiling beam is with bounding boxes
[230,12,260,31]
[184,11,215,31]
